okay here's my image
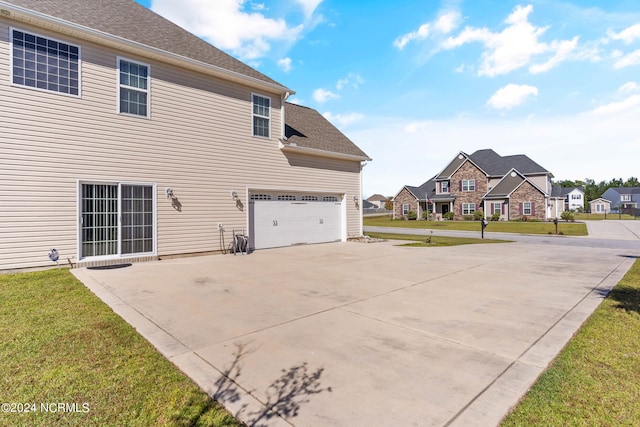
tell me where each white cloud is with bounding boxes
[278,57,292,72]
[619,81,640,93]
[442,5,578,77]
[608,24,640,44]
[322,111,364,128]
[151,0,306,60]
[294,0,323,19]
[588,94,640,115]
[486,84,538,110]
[313,88,340,103]
[394,11,461,49]
[336,73,365,90]
[613,49,640,68]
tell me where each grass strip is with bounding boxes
[502,258,640,426]
[365,232,510,246]
[364,215,587,236]
[0,269,241,427]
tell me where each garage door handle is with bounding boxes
[273,220,278,226]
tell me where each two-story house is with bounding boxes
[549,186,585,213]
[394,149,554,221]
[0,0,370,271]
[601,187,640,213]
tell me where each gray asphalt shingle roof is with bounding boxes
[3,0,286,89]
[284,103,370,160]
[468,149,549,176]
[485,171,525,198]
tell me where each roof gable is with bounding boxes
[2,0,288,91]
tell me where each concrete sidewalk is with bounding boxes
[73,240,638,426]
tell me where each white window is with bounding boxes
[277,195,296,201]
[523,201,532,215]
[118,58,149,117]
[462,203,476,215]
[621,194,631,202]
[595,203,605,213]
[323,196,338,202]
[571,194,581,200]
[301,195,319,201]
[492,202,502,215]
[402,204,409,215]
[11,28,80,96]
[462,180,476,192]
[441,181,449,193]
[252,94,271,137]
[80,182,155,258]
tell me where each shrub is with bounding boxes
[491,212,501,221]
[561,211,575,222]
[444,211,455,220]
[407,210,417,220]
[463,215,474,221]
[521,216,529,222]
[473,210,484,221]
[422,210,432,220]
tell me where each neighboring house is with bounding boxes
[601,187,640,212]
[394,149,554,221]
[550,186,585,214]
[362,200,377,209]
[589,198,611,214]
[366,194,390,209]
[0,0,370,271]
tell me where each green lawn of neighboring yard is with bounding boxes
[0,269,241,427]
[364,215,588,236]
[575,212,637,221]
[365,232,509,246]
[502,258,640,426]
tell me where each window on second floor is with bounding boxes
[621,194,632,202]
[118,58,149,118]
[11,29,80,96]
[571,194,581,200]
[462,179,476,192]
[252,94,270,138]
[441,181,449,193]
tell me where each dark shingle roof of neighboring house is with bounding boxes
[468,149,549,176]
[282,103,371,160]
[550,186,583,198]
[367,194,388,202]
[2,0,288,90]
[609,187,640,194]
[436,149,550,179]
[362,200,377,209]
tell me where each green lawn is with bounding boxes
[364,215,588,236]
[0,269,241,427]
[365,232,509,246]
[575,212,637,221]
[502,258,640,426]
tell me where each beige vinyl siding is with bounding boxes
[0,19,362,270]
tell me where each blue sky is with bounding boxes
[136,0,640,197]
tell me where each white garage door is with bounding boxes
[249,193,343,249]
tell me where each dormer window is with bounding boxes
[441,181,449,193]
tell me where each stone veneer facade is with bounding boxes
[449,161,488,220]
[509,181,546,220]
[393,187,419,219]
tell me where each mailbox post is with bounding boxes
[481,218,488,239]
[553,217,558,234]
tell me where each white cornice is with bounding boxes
[280,142,372,162]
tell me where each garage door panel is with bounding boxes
[250,197,342,249]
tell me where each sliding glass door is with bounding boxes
[81,183,154,259]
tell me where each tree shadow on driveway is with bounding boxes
[212,342,332,426]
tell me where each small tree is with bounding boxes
[561,210,575,222]
[473,210,484,221]
[384,198,393,211]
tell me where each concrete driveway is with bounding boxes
[73,240,637,426]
